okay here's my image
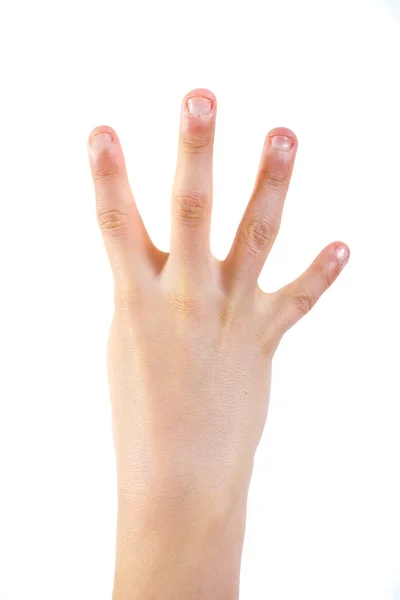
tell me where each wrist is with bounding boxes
[113,480,249,599]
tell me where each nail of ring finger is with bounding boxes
[259,132,296,186]
[223,129,297,290]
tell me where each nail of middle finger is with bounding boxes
[270,135,294,151]
[182,94,215,136]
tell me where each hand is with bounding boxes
[88,88,349,600]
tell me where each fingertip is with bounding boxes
[180,89,217,136]
[87,126,126,180]
[266,127,298,149]
[183,88,217,107]
[87,126,122,165]
[88,125,118,146]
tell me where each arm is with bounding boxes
[87,88,349,599]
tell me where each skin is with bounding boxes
[87,88,350,600]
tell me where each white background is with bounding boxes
[0,0,399,598]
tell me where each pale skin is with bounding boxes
[87,88,350,600]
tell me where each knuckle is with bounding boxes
[97,208,130,233]
[92,161,119,183]
[241,217,277,252]
[315,264,333,288]
[180,135,211,156]
[165,283,205,318]
[260,167,287,189]
[291,287,315,316]
[173,192,207,225]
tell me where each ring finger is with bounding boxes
[224,127,298,293]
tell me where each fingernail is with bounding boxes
[335,244,350,266]
[90,132,113,150]
[270,135,294,151]
[187,96,213,117]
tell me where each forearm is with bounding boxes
[87,85,350,600]
[112,483,248,600]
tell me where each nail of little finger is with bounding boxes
[335,243,350,268]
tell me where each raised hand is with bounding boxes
[88,88,349,600]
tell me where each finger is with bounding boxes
[88,126,152,287]
[224,128,297,291]
[268,242,350,337]
[170,88,217,271]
